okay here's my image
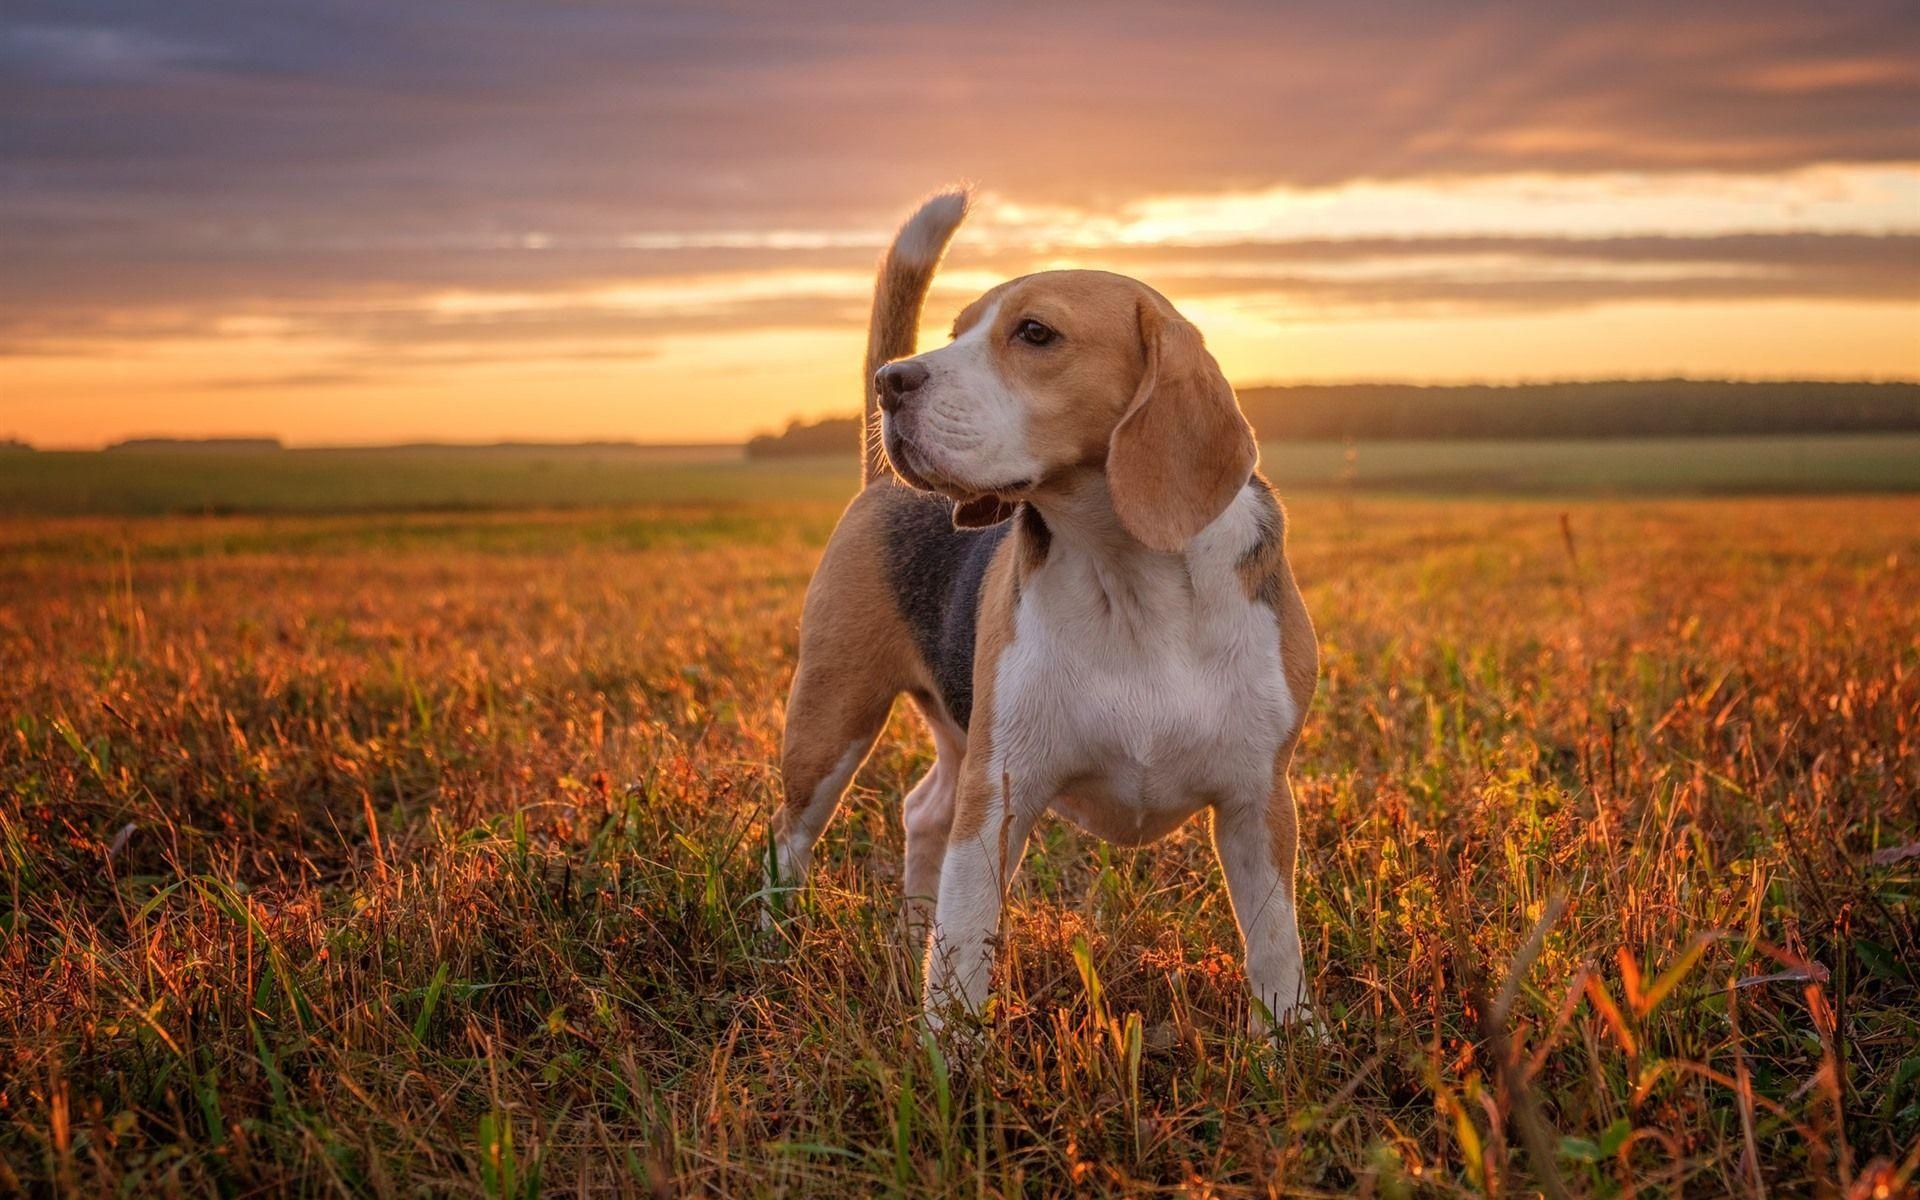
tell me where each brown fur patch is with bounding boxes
[1106,298,1258,551]
[1263,775,1302,905]
[1235,475,1319,895]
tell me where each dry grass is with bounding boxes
[2,495,1916,1197]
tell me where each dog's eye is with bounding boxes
[1013,319,1057,346]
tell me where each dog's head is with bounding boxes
[877,270,1256,551]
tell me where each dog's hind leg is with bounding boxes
[767,661,894,919]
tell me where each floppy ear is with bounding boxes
[1106,300,1257,552]
[951,494,1019,528]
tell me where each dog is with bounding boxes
[767,189,1319,1035]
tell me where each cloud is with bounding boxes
[1,23,217,83]
[199,369,378,391]
[1,0,1915,440]
[3,1,1916,242]
[5,233,1910,380]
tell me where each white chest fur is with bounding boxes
[987,486,1298,844]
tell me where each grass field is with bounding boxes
[2,483,1917,1195]
[4,433,1919,516]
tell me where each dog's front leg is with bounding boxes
[1212,775,1313,1036]
[900,714,966,934]
[922,768,1040,1033]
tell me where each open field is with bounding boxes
[4,433,1919,516]
[2,493,1917,1196]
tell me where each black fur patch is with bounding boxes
[1018,503,1051,571]
[883,492,1013,730]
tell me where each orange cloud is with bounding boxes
[3,1,1918,444]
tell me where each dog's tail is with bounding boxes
[862,187,970,483]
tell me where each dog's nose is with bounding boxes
[875,361,929,414]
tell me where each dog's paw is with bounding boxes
[897,897,937,950]
[922,1002,988,1070]
[754,877,801,945]
[1250,1001,1330,1047]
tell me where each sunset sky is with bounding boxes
[3,1,1917,447]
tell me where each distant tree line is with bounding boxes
[745,380,1920,458]
[1236,380,1920,440]
[745,421,865,459]
[105,437,284,452]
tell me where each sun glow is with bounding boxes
[982,164,1920,247]
[6,165,1918,446]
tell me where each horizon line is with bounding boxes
[9,374,1918,452]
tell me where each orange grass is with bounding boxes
[2,496,1917,1197]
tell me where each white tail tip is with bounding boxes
[891,187,971,268]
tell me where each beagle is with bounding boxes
[768,189,1319,1036]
